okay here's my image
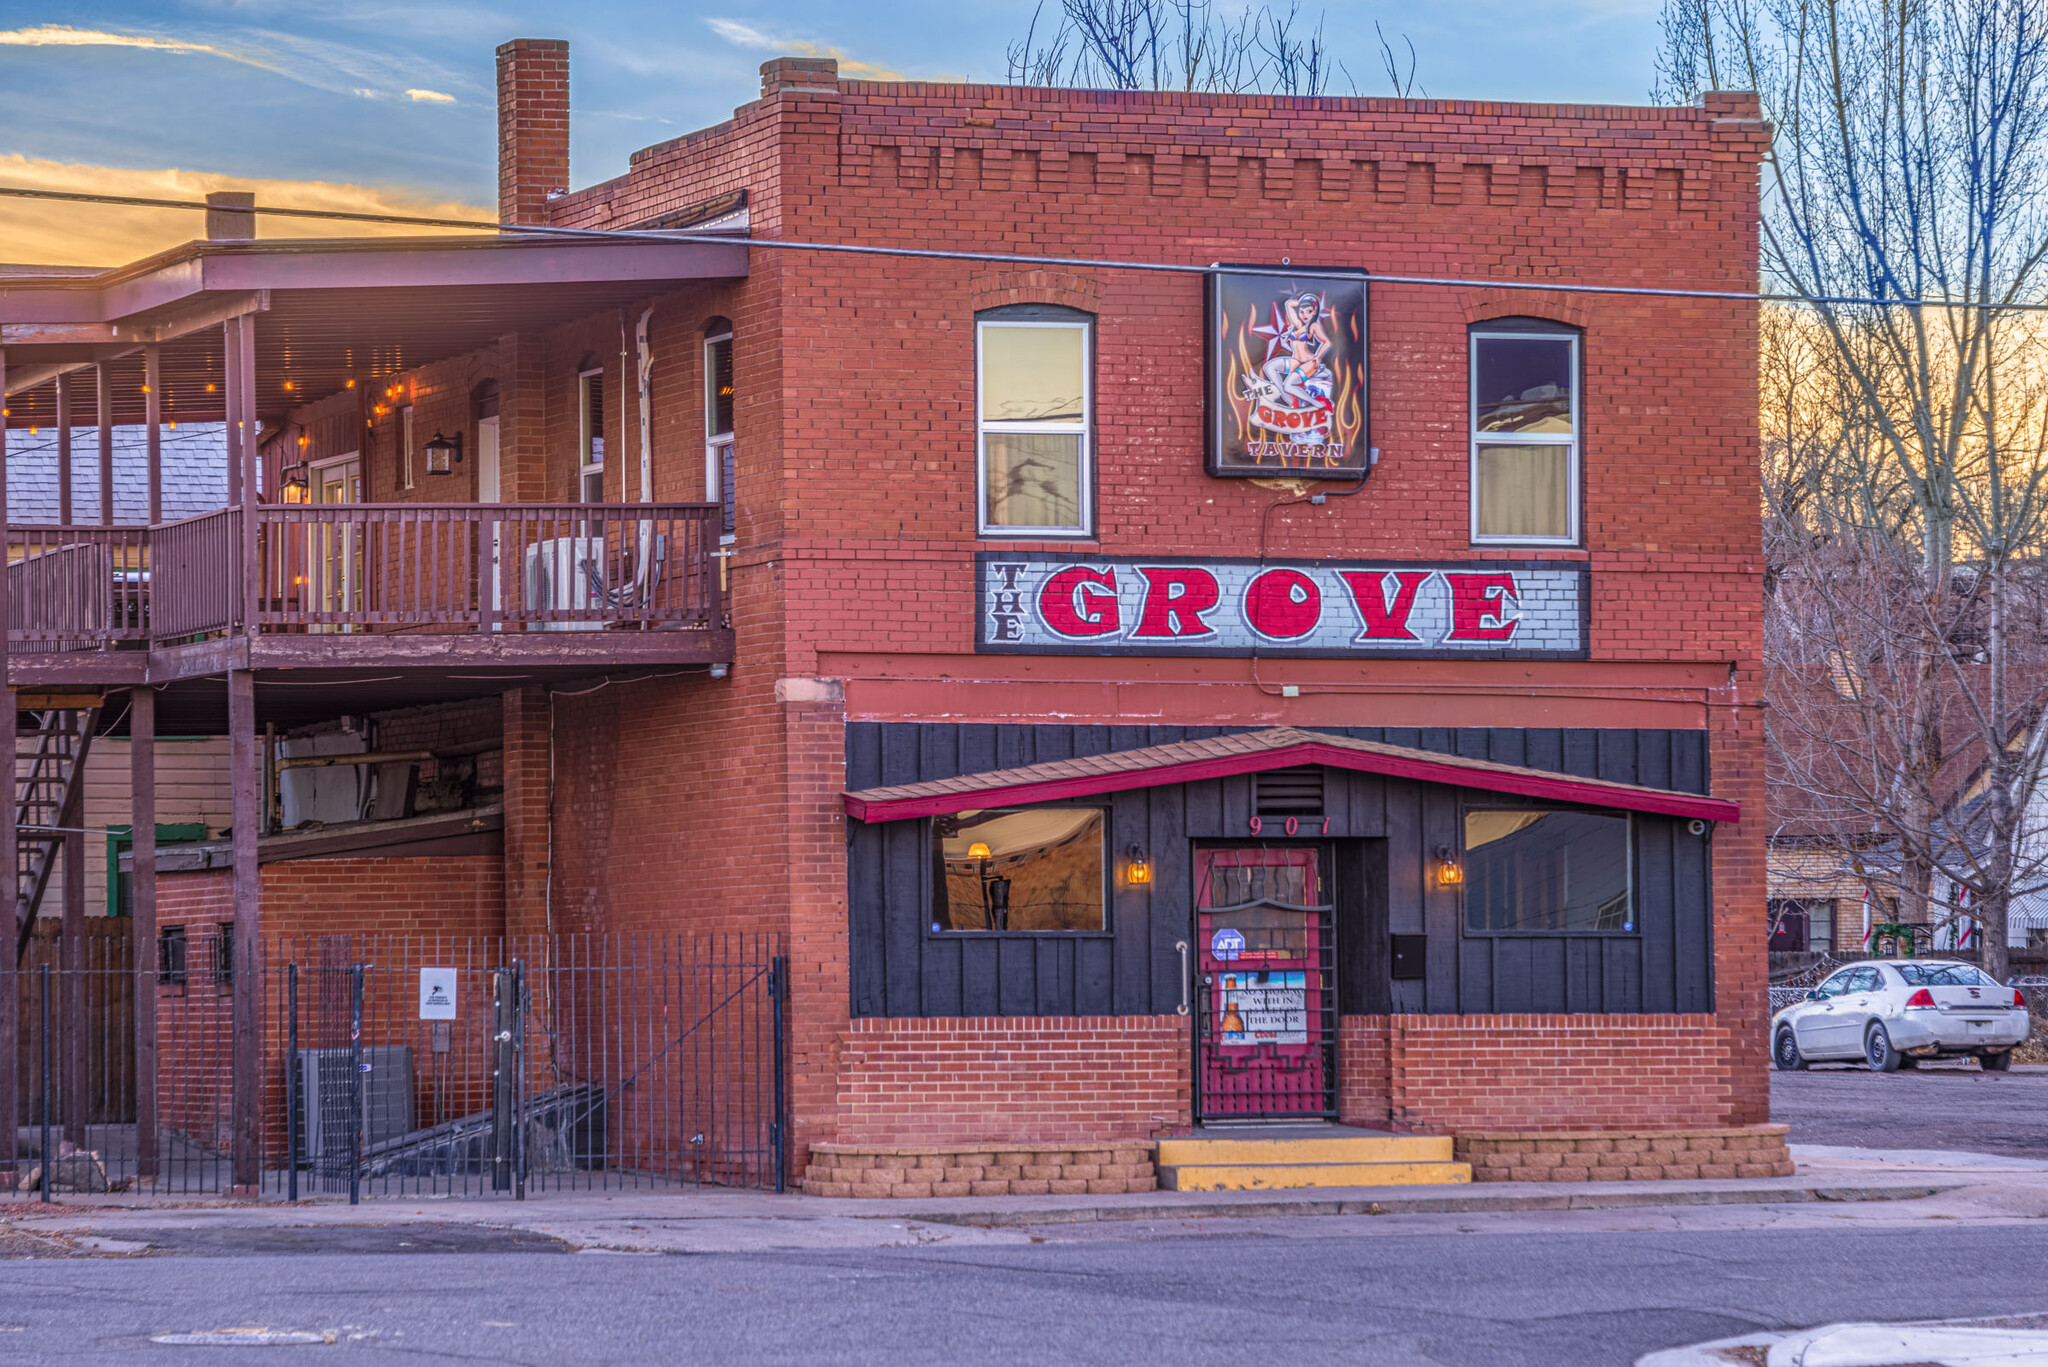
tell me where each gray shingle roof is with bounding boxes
[5,423,227,526]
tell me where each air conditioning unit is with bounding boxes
[523,537,605,631]
[296,1045,416,1177]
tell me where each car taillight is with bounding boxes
[2017,988,2028,1009]
[1905,988,1936,1009]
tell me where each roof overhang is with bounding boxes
[842,727,1742,825]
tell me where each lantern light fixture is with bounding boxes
[966,841,993,861]
[1126,845,1153,886]
[424,430,462,474]
[1434,845,1465,887]
[280,466,309,503]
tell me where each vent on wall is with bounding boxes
[1255,765,1325,816]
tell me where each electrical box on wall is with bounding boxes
[1391,934,1427,981]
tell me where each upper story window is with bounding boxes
[704,320,736,543]
[578,368,606,503]
[977,308,1092,537]
[1471,322,1579,545]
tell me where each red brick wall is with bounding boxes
[830,1016,1191,1150]
[156,857,505,946]
[1340,1013,1739,1133]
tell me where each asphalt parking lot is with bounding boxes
[1770,1060,2048,1156]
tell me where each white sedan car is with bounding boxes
[1772,960,2031,1072]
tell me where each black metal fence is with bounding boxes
[268,933,786,1201]
[13,927,235,1198]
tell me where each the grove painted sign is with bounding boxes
[976,554,1588,659]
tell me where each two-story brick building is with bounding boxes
[0,39,1775,1194]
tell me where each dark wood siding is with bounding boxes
[846,724,1715,1018]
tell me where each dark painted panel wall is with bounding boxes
[846,724,1715,1018]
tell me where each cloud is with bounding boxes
[0,156,492,269]
[405,88,455,103]
[0,22,279,72]
[704,17,956,84]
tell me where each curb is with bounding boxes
[896,1181,1959,1228]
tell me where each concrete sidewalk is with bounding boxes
[2,1144,2043,1254]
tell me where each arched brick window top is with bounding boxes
[968,268,1101,315]
[1462,292,1593,331]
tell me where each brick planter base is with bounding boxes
[803,1143,1158,1198]
[1454,1125,1794,1182]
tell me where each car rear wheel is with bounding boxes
[1981,1049,2013,1072]
[1773,1028,1808,1071]
[1866,1021,1903,1073]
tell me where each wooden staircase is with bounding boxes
[13,705,100,963]
[1156,1127,1472,1191]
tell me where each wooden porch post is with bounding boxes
[130,687,157,1179]
[55,370,72,526]
[96,362,113,527]
[60,817,84,1147]
[233,315,259,631]
[223,322,242,507]
[0,346,17,1179]
[144,347,163,527]
[228,669,261,1189]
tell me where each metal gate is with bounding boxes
[1192,845,1337,1120]
[271,934,786,1200]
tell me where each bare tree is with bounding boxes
[1006,0,1361,96]
[1661,0,2048,979]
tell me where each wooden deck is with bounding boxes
[6,502,733,685]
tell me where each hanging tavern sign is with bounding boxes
[1207,268,1369,478]
[977,554,1588,659]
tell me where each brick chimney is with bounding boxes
[760,57,838,97]
[205,190,255,241]
[497,38,570,225]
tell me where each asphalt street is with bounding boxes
[3,1222,2048,1365]
[1770,1059,2048,1156]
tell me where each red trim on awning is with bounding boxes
[842,739,1740,825]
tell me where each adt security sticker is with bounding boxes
[419,967,457,1020]
[1211,928,1246,962]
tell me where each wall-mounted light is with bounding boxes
[1434,845,1465,887]
[280,466,309,504]
[1125,845,1152,886]
[967,841,992,861]
[424,430,462,474]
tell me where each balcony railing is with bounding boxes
[6,502,726,650]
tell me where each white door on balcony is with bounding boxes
[476,416,502,627]
[311,454,360,630]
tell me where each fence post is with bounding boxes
[491,966,515,1193]
[512,960,526,1202]
[286,963,299,1203]
[772,955,787,1195]
[39,963,51,1203]
[348,963,363,1207]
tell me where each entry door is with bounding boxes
[475,416,503,622]
[311,456,361,628]
[1194,846,1336,1120]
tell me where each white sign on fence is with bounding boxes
[419,967,457,1020]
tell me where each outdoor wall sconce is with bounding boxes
[280,467,309,504]
[1125,846,1153,886]
[424,430,463,474]
[1434,846,1465,887]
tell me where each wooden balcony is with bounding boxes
[6,502,733,686]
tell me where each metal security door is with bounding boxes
[1193,846,1336,1120]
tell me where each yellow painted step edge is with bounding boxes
[1159,1161,1474,1192]
[1156,1136,1454,1165]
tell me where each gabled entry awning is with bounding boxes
[841,726,1740,824]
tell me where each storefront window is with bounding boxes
[931,807,1105,932]
[1464,808,1632,932]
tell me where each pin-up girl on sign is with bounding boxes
[1258,291,1334,409]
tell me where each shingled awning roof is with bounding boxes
[842,727,1741,824]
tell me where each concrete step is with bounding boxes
[1158,1159,1473,1192]
[1155,1131,1470,1191]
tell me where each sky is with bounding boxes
[0,1,1669,267]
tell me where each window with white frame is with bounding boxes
[1470,324,1579,544]
[705,321,735,543]
[976,309,1092,536]
[578,369,606,503]
[399,404,415,491]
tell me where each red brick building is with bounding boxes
[0,39,1770,1191]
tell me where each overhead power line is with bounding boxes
[0,181,2036,313]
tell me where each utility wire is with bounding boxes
[0,181,2032,313]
